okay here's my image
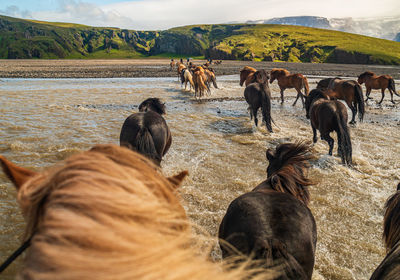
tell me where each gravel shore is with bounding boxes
[0,59,399,79]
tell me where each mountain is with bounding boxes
[246,16,400,41]
[1,15,400,65]
[394,32,400,42]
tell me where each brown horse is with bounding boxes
[239,66,257,87]
[192,66,210,98]
[305,89,352,165]
[119,98,171,165]
[0,145,276,279]
[219,142,317,279]
[170,59,176,69]
[357,71,399,104]
[269,68,309,107]
[244,70,273,132]
[204,67,218,89]
[370,182,400,279]
[177,63,187,82]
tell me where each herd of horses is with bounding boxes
[0,62,399,279]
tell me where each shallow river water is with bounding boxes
[1,76,400,279]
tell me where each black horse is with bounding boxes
[305,89,352,165]
[244,70,273,132]
[119,98,171,165]
[219,142,317,279]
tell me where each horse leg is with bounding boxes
[252,107,258,127]
[293,89,305,107]
[280,88,285,104]
[248,106,253,120]
[349,104,357,125]
[389,88,395,104]
[322,133,334,156]
[312,125,317,144]
[378,89,385,104]
[365,87,371,102]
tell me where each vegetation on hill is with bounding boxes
[1,15,400,65]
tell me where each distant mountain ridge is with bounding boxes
[245,16,400,41]
[1,15,400,65]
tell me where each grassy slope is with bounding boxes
[1,15,400,64]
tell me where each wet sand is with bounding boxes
[0,59,400,79]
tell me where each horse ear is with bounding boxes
[167,170,189,189]
[266,149,274,161]
[0,155,37,190]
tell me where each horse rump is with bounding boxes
[135,126,161,165]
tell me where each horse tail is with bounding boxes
[336,112,352,166]
[260,85,272,132]
[254,239,308,279]
[303,76,309,96]
[354,84,365,122]
[188,74,195,90]
[389,78,400,97]
[180,69,185,85]
[212,75,218,89]
[198,75,209,96]
[135,127,161,165]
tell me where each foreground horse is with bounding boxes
[358,71,399,104]
[370,183,400,279]
[0,145,276,279]
[305,89,352,165]
[219,142,317,279]
[244,70,273,132]
[269,68,309,107]
[120,98,171,165]
[318,78,365,124]
[240,66,257,87]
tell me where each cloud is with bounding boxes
[0,5,33,19]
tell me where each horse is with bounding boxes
[218,142,317,279]
[305,89,352,165]
[170,59,176,69]
[192,66,210,99]
[177,63,187,82]
[0,144,277,279]
[243,70,273,132]
[318,78,365,124]
[204,67,218,89]
[370,182,400,280]
[316,77,341,90]
[357,71,399,104]
[119,98,171,166]
[269,68,309,107]
[239,66,257,87]
[180,68,195,91]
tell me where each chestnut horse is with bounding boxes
[244,70,273,132]
[180,68,195,91]
[219,142,317,279]
[192,66,210,99]
[177,63,187,82]
[269,68,309,107]
[357,71,399,104]
[120,98,171,165]
[170,59,176,69]
[239,66,257,87]
[204,67,218,89]
[305,89,352,165]
[0,145,278,279]
[326,78,365,124]
[370,182,400,279]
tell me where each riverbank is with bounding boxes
[1,59,400,79]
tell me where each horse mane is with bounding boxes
[194,66,205,73]
[265,142,314,206]
[359,71,375,78]
[13,144,274,279]
[271,68,289,77]
[383,183,400,252]
[139,97,166,115]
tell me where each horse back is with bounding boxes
[219,191,316,279]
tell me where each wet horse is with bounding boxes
[177,64,187,82]
[318,78,365,124]
[243,70,273,132]
[192,66,210,98]
[119,98,171,165]
[305,89,352,165]
[219,142,317,279]
[0,144,277,279]
[370,182,400,279]
[239,66,257,87]
[357,71,399,104]
[204,67,218,89]
[269,68,309,107]
[180,68,195,91]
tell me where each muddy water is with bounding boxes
[1,76,400,280]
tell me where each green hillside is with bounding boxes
[1,15,400,64]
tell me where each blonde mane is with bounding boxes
[10,144,274,280]
[270,68,290,77]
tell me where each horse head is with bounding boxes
[357,72,373,84]
[305,89,329,119]
[252,70,270,84]
[239,66,256,86]
[139,98,166,115]
[265,142,313,205]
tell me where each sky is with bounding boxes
[0,0,399,30]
